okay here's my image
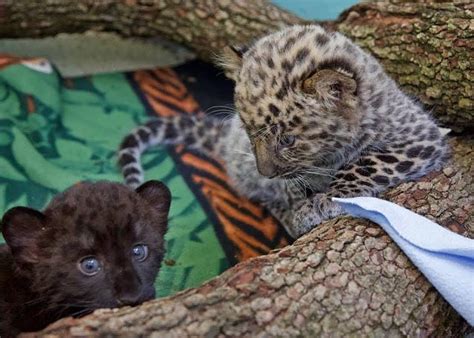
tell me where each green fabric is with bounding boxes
[0,61,228,297]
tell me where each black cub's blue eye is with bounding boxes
[132,244,149,262]
[78,257,101,276]
[280,135,296,147]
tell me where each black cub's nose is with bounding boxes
[117,292,144,307]
[117,288,155,307]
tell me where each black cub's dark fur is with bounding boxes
[0,180,171,336]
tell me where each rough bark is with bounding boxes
[0,1,472,130]
[25,136,473,337]
[0,0,302,60]
[335,1,473,132]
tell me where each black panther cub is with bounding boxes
[0,180,171,336]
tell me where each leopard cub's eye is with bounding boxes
[279,135,296,147]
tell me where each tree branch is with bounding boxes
[0,1,472,130]
[335,1,473,131]
[25,137,472,337]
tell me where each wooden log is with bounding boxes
[26,137,473,337]
[335,1,473,131]
[0,1,472,130]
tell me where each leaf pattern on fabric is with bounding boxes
[0,57,290,298]
[0,57,226,297]
[131,69,291,264]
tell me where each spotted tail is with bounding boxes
[118,115,231,187]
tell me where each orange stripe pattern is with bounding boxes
[133,69,290,262]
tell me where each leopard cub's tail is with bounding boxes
[118,114,230,187]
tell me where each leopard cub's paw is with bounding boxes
[290,199,323,238]
[290,194,344,238]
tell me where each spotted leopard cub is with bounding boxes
[118,25,449,238]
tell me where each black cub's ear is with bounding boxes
[302,68,358,113]
[1,206,46,265]
[216,45,248,81]
[136,180,171,217]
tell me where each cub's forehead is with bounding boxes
[234,26,336,113]
[46,185,153,238]
[52,183,136,205]
[46,182,145,222]
[238,25,355,85]
[241,26,328,70]
[253,25,328,52]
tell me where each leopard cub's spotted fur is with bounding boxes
[118,25,449,238]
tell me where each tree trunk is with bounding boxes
[0,1,472,131]
[25,136,473,337]
[0,0,301,59]
[335,1,473,132]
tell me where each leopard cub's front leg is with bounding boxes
[290,193,344,238]
[290,152,423,238]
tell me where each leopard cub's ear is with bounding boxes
[216,45,248,81]
[302,68,358,113]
